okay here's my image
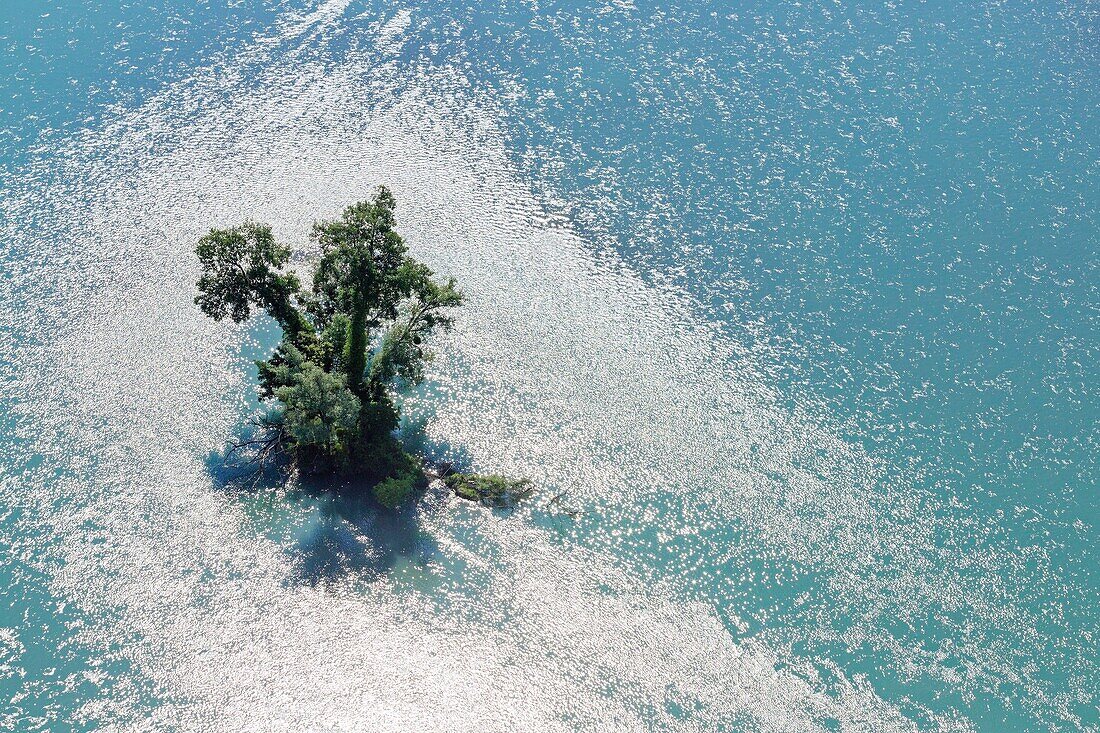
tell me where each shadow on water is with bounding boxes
[285,476,443,587]
[202,417,453,588]
[202,404,544,589]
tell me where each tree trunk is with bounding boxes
[344,290,368,399]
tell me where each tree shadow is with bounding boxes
[286,473,448,587]
[203,417,450,588]
[204,406,548,589]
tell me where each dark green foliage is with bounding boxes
[195,222,315,348]
[275,359,359,459]
[370,449,424,508]
[445,474,534,507]
[372,475,415,509]
[195,187,464,504]
[368,273,463,389]
[256,342,307,400]
[304,191,463,401]
[318,313,351,373]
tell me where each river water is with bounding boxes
[0,1,1095,731]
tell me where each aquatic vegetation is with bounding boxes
[443,473,534,508]
[196,186,463,506]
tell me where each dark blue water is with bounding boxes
[1,1,1095,731]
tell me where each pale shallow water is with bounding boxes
[0,2,1096,731]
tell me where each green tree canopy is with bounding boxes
[194,221,314,346]
[195,187,464,503]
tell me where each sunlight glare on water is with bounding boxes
[0,1,1095,731]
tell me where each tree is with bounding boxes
[367,270,463,394]
[195,188,464,503]
[274,348,359,460]
[307,188,410,399]
[194,222,315,349]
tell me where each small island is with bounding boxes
[195,186,527,508]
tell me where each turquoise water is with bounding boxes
[1,1,1095,731]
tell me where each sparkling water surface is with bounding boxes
[0,1,1096,731]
